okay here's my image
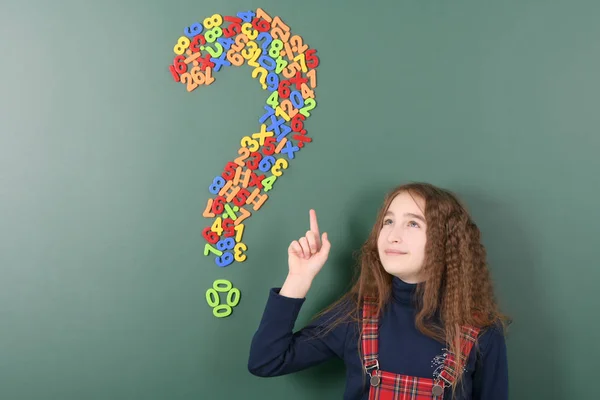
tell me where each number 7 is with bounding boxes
[294,54,307,73]
[271,16,289,32]
[204,243,223,256]
[256,8,272,22]
[203,198,215,217]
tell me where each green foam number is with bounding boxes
[213,304,232,318]
[213,279,232,292]
[207,279,241,318]
[206,288,219,307]
[227,288,241,307]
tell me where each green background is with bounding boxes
[1,0,598,399]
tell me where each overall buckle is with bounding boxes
[365,360,380,387]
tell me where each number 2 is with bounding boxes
[299,99,316,117]
[235,148,250,166]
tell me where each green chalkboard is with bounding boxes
[1,0,598,399]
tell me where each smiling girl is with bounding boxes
[248,182,510,399]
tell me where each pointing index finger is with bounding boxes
[309,209,320,236]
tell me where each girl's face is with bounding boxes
[377,192,428,284]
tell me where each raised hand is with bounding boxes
[281,209,331,298]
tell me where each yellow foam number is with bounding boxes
[241,41,259,59]
[271,158,289,177]
[241,23,258,40]
[241,136,260,151]
[252,124,274,145]
[252,67,268,89]
[234,224,245,242]
[173,36,190,55]
[203,14,223,29]
[211,217,223,235]
[234,242,247,262]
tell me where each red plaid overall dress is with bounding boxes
[361,297,480,399]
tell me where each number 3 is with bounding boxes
[271,158,289,176]
[234,243,247,262]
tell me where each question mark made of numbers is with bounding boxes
[168,9,319,317]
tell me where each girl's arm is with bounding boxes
[247,275,349,377]
[249,210,340,376]
[471,323,509,400]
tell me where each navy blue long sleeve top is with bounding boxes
[248,277,508,399]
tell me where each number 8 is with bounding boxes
[173,36,191,55]
[204,14,223,29]
[269,40,283,58]
[209,176,226,194]
[205,27,223,43]
[217,237,235,251]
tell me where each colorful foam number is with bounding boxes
[206,279,241,318]
[168,8,319,267]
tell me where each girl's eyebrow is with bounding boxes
[385,211,426,223]
[405,213,426,223]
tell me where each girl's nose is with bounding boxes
[387,229,403,243]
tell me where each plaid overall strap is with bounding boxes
[362,297,442,400]
[435,325,481,388]
[361,296,482,399]
[361,296,380,374]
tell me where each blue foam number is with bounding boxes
[267,115,285,136]
[217,237,235,251]
[209,176,226,194]
[259,55,276,71]
[259,156,276,172]
[256,32,273,51]
[211,52,231,72]
[268,115,292,141]
[217,37,235,50]
[237,11,255,22]
[216,251,234,267]
[290,91,304,109]
[266,73,279,91]
[184,22,203,38]
[260,105,275,124]
[280,140,300,159]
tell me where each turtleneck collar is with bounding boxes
[391,276,419,306]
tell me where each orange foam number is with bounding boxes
[168,8,319,278]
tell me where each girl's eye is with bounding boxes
[408,221,420,228]
[383,218,393,225]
